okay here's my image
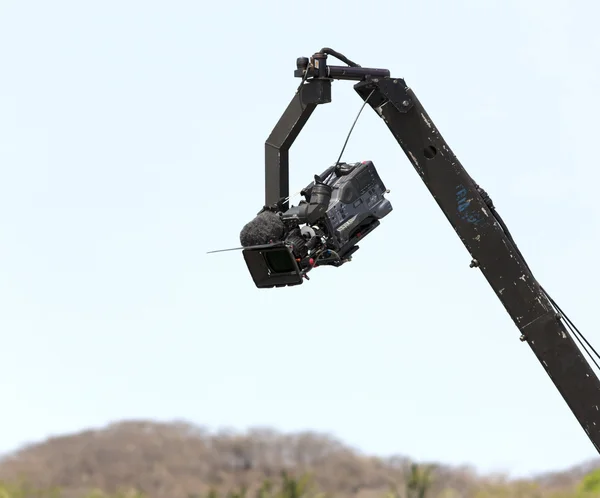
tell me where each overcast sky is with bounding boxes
[1,0,600,479]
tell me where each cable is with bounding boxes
[317,48,361,67]
[499,211,600,366]
[295,48,369,185]
[544,290,600,365]
[331,89,376,172]
[477,183,600,368]
[295,61,311,94]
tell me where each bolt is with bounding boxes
[520,334,526,342]
[469,259,479,268]
[402,100,410,107]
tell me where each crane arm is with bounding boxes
[264,49,600,451]
[353,72,600,451]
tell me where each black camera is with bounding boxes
[241,160,392,288]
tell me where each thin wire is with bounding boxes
[206,246,244,254]
[287,87,375,198]
[283,49,362,201]
[333,89,376,169]
[295,61,311,94]
[485,195,600,367]
[281,190,301,205]
[557,307,600,370]
[544,290,600,363]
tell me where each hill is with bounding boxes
[0,420,597,498]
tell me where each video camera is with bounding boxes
[241,160,392,288]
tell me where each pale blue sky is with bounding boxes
[1,0,600,480]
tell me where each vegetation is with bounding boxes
[0,421,598,498]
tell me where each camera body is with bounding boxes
[242,160,392,288]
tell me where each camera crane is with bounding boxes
[257,48,600,454]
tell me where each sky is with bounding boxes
[1,0,600,480]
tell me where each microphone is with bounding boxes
[239,210,285,247]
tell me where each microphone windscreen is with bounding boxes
[240,210,285,247]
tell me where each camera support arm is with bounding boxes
[265,50,391,210]
[265,77,330,210]
[264,50,600,452]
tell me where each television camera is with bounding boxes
[240,160,392,288]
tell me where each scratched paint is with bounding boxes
[421,112,432,128]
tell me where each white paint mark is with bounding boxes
[499,288,505,295]
[481,207,489,217]
[375,102,387,116]
[408,151,418,167]
[474,235,481,242]
[421,112,431,128]
[519,274,527,281]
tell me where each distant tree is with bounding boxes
[0,420,597,498]
[404,463,435,498]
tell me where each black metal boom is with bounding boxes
[264,49,600,452]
